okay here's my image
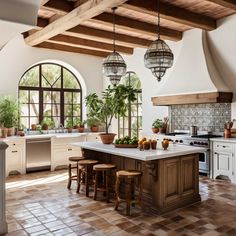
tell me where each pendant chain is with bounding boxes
[157,0,160,39]
[113,7,116,52]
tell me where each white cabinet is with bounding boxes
[5,138,26,176]
[86,133,100,142]
[51,135,86,170]
[212,141,235,184]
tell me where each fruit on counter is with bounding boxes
[114,136,138,145]
[151,140,157,150]
[162,139,169,150]
[143,141,150,150]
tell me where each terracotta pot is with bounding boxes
[152,127,159,133]
[159,128,166,134]
[2,128,8,138]
[78,127,85,133]
[90,125,99,132]
[7,127,15,136]
[224,129,231,138]
[31,124,37,130]
[67,128,73,133]
[99,133,116,144]
[42,124,48,130]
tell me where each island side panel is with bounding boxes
[82,149,201,213]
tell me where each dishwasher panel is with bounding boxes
[26,138,51,172]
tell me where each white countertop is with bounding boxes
[72,141,206,161]
[210,137,236,143]
[0,132,100,142]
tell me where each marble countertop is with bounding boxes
[72,141,206,161]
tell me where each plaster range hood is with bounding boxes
[151,29,233,106]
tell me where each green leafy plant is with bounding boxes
[0,96,19,128]
[84,117,101,127]
[85,85,137,134]
[66,118,73,129]
[152,118,168,129]
[41,117,55,130]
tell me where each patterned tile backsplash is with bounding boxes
[170,103,231,132]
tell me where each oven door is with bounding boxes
[198,150,209,174]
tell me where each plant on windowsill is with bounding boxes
[41,117,55,131]
[66,118,73,133]
[76,120,85,133]
[0,96,19,137]
[84,117,101,132]
[85,85,137,144]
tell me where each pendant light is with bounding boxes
[102,7,127,86]
[144,0,174,82]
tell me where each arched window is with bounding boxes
[118,71,142,138]
[19,63,82,129]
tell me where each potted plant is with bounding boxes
[77,121,85,133]
[85,117,101,132]
[66,118,73,133]
[85,85,137,144]
[0,96,19,136]
[152,119,162,133]
[41,118,55,130]
[159,117,169,134]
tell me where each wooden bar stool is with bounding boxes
[93,164,116,202]
[115,170,143,216]
[67,156,84,193]
[77,159,99,197]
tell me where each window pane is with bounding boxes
[42,64,61,88]
[43,91,51,103]
[52,117,60,127]
[64,92,72,104]
[21,104,29,116]
[52,104,60,117]
[43,104,52,116]
[19,90,28,103]
[30,91,39,103]
[30,104,39,117]
[63,69,80,89]
[20,117,29,128]
[64,105,73,116]
[73,104,80,116]
[30,117,39,126]
[131,105,137,116]
[20,67,39,87]
[52,92,60,104]
[73,92,81,104]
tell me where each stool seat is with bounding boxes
[78,159,98,165]
[69,156,84,162]
[117,170,142,177]
[93,163,116,171]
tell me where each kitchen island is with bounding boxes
[73,141,206,213]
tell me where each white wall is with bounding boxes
[0,35,104,120]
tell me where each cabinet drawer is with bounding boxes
[6,140,25,150]
[214,142,234,152]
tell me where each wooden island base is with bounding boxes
[83,149,201,214]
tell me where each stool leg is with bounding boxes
[106,171,109,203]
[126,179,132,216]
[77,168,82,194]
[115,176,120,210]
[93,171,98,200]
[67,164,72,189]
[138,176,143,209]
[85,166,89,197]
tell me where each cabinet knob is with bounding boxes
[68,148,72,151]
[223,145,226,148]
[12,150,18,153]
[214,152,218,155]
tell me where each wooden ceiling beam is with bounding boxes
[206,0,236,10]
[123,0,216,31]
[48,34,134,54]
[36,17,153,48]
[41,0,73,15]
[25,0,129,46]
[35,41,111,57]
[41,0,51,6]
[92,13,182,41]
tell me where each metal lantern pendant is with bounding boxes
[144,0,174,82]
[102,7,127,86]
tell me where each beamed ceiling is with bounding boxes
[23,0,236,57]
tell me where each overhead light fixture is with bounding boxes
[144,0,174,82]
[102,7,127,86]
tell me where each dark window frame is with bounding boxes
[18,62,82,129]
[118,71,142,138]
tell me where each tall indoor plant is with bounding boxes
[0,96,19,136]
[85,85,137,144]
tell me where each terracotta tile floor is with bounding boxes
[5,170,236,236]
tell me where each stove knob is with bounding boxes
[168,139,172,142]
[180,140,183,143]
[201,142,204,145]
[197,142,201,145]
[190,142,194,145]
[175,140,179,143]
[205,143,208,146]
[194,141,197,144]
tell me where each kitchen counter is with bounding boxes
[210,137,236,143]
[75,141,202,214]
[72,141,206,161]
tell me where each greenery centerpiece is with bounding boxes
[152,117,168,134]
[85,84,137,144]
[85,117,101,132]
[0,96,19,136]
